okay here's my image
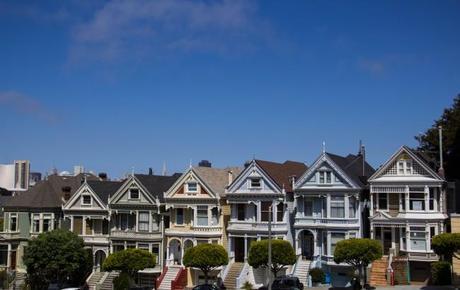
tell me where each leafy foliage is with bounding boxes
[309,268,325,284]
[183,243,228,284]
[432,233,460,262]
[333,238,382,286]
[248,239,296,277]
[103,248,156,279]
[241,281,255,290]
[417,94,460,180]
[113,272,132,290]
[23,229,92,290]
[431,261,452,285]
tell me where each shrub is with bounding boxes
[431,261,451,285]
[241,281,254,290]
[309,268,325,284]
[113,272,132,290]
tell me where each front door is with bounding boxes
[234,237,245,262]
[301,231,314,259]
[383,230,392,255]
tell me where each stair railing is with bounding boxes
[387,251,394,286]
[219,262,231,282]
[236,263,250,289]
[171,267,187,290]
[156,266,168,289]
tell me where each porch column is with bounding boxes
[166,240,170,265]
[6,243,11,268]
[424,186,429,212]
[327,232,331,257]
[244,235,248,261]
[406,224,410,251]
[426,224,431,251]
[439,187,444,213]
[326,196,331,218]
[391,226,396,249]
[181,239,184,265]
[405,186,410,210]
[257,201,261,222]
[370,192,374,216]
[313,231,319,257]
[295,230,301,256]
[370,223,375,239]
[228,235,233,258]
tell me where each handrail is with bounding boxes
[156,266,168,289]
[171,267,187,290]
[291,255,302,275]
[236,263,250,289]
[220,262,231,282]
[387,252,394,286]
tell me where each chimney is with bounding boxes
[228,170,234,186]
[149,168,153,175]
[438,126,445,178]
[198,160,212,168]
[98,172,108,181]
[289,175,297,189]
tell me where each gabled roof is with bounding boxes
[134,173,182,202]
[325,152,375,187]
[255,160,307,192]
[4,173,98,210]
[86,180,123,203]
[193,166,243,194]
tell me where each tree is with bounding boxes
[183,243,228,284]
[103,248,156,285]
[23,229,92,290]
[432,233,460,262]
[417,94,460,180]
[248,239,296,278]
[333,238,382,287]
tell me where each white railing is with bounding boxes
[228,221,288,232]
[295,217,359,225]
[219,262,231,282]
[190,225,222,232]
[110,229,161,239]
[236,263,250,289]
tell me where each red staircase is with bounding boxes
[171,267,187,290]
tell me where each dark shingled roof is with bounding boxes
[325,152,375,187]
[255,160,308,192]
[135,173,182,202]
[87,180,123,203]
[4,173,98,210]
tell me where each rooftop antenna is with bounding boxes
[438,126,445,177]
[162,161,167,176]
[189,159,192,169]
[131,166,135,177]
[322,141,326,154]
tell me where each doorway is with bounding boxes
[234,237,245,262]
[301,231,314,259]
[94,250,106,271]
[383,229,392,255]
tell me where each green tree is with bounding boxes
[183,243,228,284]
[248,239,296,278]
[432,232,460,262]
[102,248,156,285]
[23,229,92,290]
[417,94,460,180]
[333,238,382,287]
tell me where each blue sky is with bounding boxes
[0,0,459,178]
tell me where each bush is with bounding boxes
[431,261,451,285]
[309,268,325,284]
[241,281,254,290]
[113,272,132,290]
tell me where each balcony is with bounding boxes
[227,220,288,233]
[80,235,110,245]
[165,225,222,237]
[110,229,162,240]
[0,231,22,240]
[294,217,360,228]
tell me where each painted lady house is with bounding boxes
[368,146,447,285]
[223,159,307,289]
[292,148,374,286]
[159,161,242,290]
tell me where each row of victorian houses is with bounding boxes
[0,145,448,289]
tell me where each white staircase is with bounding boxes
[86,271,105,290]
[159,266,181,290]
[293,259,311,286]
[100,271,119,290]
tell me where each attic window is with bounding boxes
[129,188,139,199]
[187,182,198,193]
[319,171,332,184]
[82,195,91,205]
[250,178,261,188]
[397,159,413,175]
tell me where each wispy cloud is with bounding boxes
[0,91,57,124]
[68,0,269,64]
[357,58,386,75]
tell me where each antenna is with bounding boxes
[438,126,444,177]
[322,141,326,154]
[162,161,167,176]
[131,166,135,177]
[189,159,192,169]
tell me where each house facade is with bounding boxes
[368,146,447,283]
[224,159,307,288]
[293,150,374,286]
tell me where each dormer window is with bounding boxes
[250,178,261,188]
[82,195,92,205]
[129,188,140,199]
[186,182,198,193]
[397,159,412,175]
[319,171,332,184]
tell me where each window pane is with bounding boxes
[130,188,139,199]
[197,206,208,226]
[261,202,271,222]
[250,178,261,188]
[187,182,197,192]
[331,233,345,254]
[304,200,313,216]
[176,209,184,224]
[139,212,149,231]
[378,193,388,210]
[211,208,218,225]
[349,198,356,218]
[277,203,284,222]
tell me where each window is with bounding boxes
[197,206,208,226]
[138,243,150,251]
[211,207,218,225]
[319,171,332,184]
[82,195,91,205]
[176,208,184,225]
[409,192,425,211]
[237,204,245,221]
[261,202,271,222]
[129,188,139,199]
[93,220,103,235]
[326,172,332,183]
[73,216,83,235]
[401,227,407,250]
[349,197,356,218]
[378,193,388,210]
[331,233,345,254]
[397,159,412,175]
[43,214,52,232]
[330,196,345,218]
[304,199,313,217]
[0,245,8,266]
[400,193,406,211]
[139,212,149,231]
[410,227,427,251]
[31,213,40,233]
[319,172,325,184]
[429,188,436,211]
[277,203,284,222]
[187,182,198,193]
[250,178,261,188]
[152,245,159,263]
[430,226,436,249]
[151,215,159,231]
[10,213,17,232]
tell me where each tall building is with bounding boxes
[0,160,30,191]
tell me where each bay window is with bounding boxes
[409,190,425,211]
[32,214,40,233]
[349,197,356,218]
[410,227,427,251]
[138,212,149,231]
[331,196,345,218]
[331,233,345,254]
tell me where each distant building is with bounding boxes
[0,160,30,191]
[29,172,42,187]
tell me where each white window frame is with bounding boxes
[129,188,140,199]
[397,159,413,175]
[175,208,184,225]
[196,206,209,226]
[249,178,262,189]
[81,195,92,206]
[32,213,40,233]
[330,196,345,218]
[9,213,18,232]
[319,171,332,184]
[304,198,313,217]
[186,182,198,193]
[138,212,150,232]
[42,213,53,232]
